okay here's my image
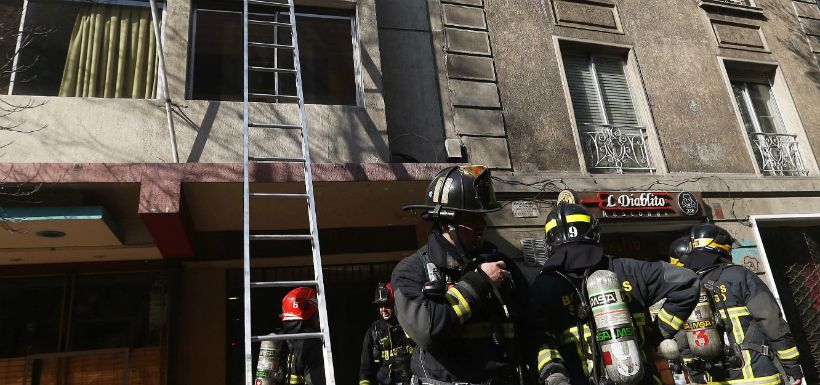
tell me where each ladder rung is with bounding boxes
[249,122,302,130]
[249,234,313,241]
[249,192,308,198]
[248,92,299,101]
[248,42,294,50]
[248,20,291,27]
[248,156,306,162]
[247,0,289,7]
[252,333,323,342]
[249,66,297,74]
[251,280,318,288]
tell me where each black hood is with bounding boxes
[427,232,498,271]
[683,249,729,272]
[542,243,607,278]
[428,232,472,269]
[281,320,319,334]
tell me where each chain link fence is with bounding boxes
[784,262,820,376]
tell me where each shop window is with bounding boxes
[560,45,654,174]
[0,272,166,385]
[188,2,358,105]
[0,276,64,358]
[726,66,807,176]
[7,0,163,98]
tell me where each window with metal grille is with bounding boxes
[727,67,807,176]
[561,46,654,174]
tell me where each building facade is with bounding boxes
[0,0,819,384]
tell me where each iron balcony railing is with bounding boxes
[579,124,655,174]
[721,0,752,6]
[748,132,808,176]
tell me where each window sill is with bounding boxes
[698,0,765,18]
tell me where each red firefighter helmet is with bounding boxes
[281,287,319,321]
[373,282,394,305]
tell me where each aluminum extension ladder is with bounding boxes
[241,0,336,384]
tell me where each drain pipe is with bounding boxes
[148,0,179,163]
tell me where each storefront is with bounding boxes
[751,214,820,385]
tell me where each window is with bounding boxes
[0,0,24,94]
[8,0,162,98]
[561,45,654,174]
[727,67,807,176]
[189,2,358,105]
[0,272,167,385]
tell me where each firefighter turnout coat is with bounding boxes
[391,233,532,383]
[359,318,414,385]
[281,322,326,385]
[532,256,699,385]
[679,263,803,385]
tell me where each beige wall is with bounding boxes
[0,0,388,163]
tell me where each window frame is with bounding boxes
[8,0,168,98]
[554,36,665,175]
[186,7,363,106]
[731,79,787,135]
[719,56,816,177]
[578,53,641,127]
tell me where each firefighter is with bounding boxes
[391,165,533,384]
[280,287,325,385]
[672,223,803,385]
[531,201,699,385]
[359,282,415,385]
[668,236,691,268]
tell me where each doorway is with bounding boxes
[226,262,397,384]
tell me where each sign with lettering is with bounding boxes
[580,191,703,218]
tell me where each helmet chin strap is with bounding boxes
[447,223,470,258]
[442,221,480,265]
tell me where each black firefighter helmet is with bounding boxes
[544,203,600,247]
[689,223,734,256]
[403,165,501,221]
[373,282,394,305]
[669,236,691,266]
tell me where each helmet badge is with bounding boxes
[557,189,579,205]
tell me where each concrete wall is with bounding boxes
[480,0,820,175]
[0,0,389,163]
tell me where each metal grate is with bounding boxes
[521,238,549,267]
[579,124,655,174]
[783,233,820,376]
[748,132,808,176]
[720,0,751,6]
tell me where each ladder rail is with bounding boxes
[287,0,337,381]
[242,0,335,383]
[242,0,252,384]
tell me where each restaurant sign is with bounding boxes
[579,191,702,218]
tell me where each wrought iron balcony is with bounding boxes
[720,0,751,5]
[748,132,808,176]
[579,124,655,174]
